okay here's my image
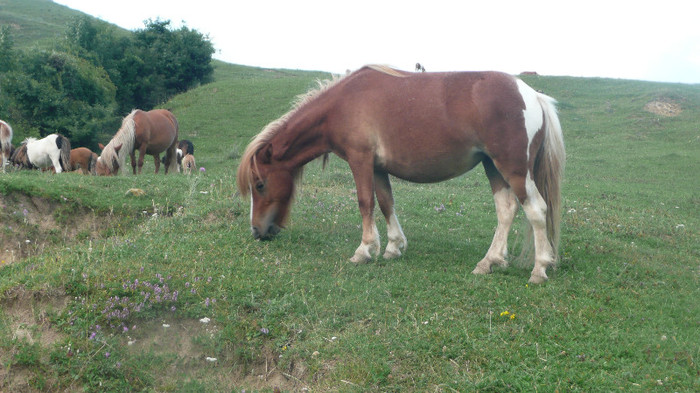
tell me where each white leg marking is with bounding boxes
[383,211,407,259]
[522,176,553,284]
[473,187,519,275]
[351,223,380,263]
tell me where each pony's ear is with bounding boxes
[114,143,123,153]
[98,143,105,150]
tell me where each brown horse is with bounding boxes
[96,109,179,175]
[237,65,565,283]
[1,119,12,173]
[70,147,98,175]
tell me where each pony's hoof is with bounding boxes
[350,254,371,264]
[528,274,547,284]
[472,259,496,275]
[471,265,491,275]
[383,250,401,259]
[350,255,371,265]
[383,243,404,259]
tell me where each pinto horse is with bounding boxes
[96,109,178,175]
[1,120,12,173]
[237,65,565,283]
[11,134,71,173]
[70,147,98,175]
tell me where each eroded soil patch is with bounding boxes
[0,193,107,265]
[644,100,682,117]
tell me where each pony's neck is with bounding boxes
[274,108,331,170]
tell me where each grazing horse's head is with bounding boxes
[95,143,122,176]
[238,143,297,240]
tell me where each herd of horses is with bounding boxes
[4,65,566,283]
[0,109,195,176]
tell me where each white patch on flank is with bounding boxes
[516,79,544,162]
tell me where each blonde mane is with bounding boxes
[236,65,409,196]
[100,110,138,173]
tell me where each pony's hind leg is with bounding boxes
[375,171,407,259]
[153,154,161,174]
[473,161,519,275]
[521,177,554,284]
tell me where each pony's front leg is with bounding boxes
[375,171,407,259]
[349,161,380,263]
[130,150,138,174]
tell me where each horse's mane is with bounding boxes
[237,65,408,196]
[100,110,138,173]
[10,143,30,167]
[237,73,342,196]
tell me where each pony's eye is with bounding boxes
[255,181,265,192]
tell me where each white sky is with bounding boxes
[54,0,700,84]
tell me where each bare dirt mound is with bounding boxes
[0,193,106,266]
[0,287,70,392]
[644,100,682,117]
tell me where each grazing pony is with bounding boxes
[181,154,196,175]
[160,139,194,172]
[237,65,565,283]
[179,139,194,156]
[70,147,98,175]
[1,120,12,173]
[96,109,178,175]
[11,134,71,173]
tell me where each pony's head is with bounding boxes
[96,143,122,176]
[237,142,298,240]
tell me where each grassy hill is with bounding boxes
[0,0,101,48]
[1,1,699,392]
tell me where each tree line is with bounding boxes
[0,16,214,148]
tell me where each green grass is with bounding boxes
[1,63,699,392]
[0,0,105,48]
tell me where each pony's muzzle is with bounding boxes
[252,224,281,240]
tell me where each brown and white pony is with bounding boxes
[237,65,565,283]
[11,134,71,173]
[96,109,179,175]
[181,154,196,175]
[70,147,98,175]
[0,120,12,173]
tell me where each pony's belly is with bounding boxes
[383,147,484,183]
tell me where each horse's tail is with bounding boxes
[57,134,72,172]
[532,93,565,262]
[88,152,98,175]
[0,121,13,172]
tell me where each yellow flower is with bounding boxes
[500,311,510,317]
[510,314,516,320]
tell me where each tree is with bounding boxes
[1,50,117,147]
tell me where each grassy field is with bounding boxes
[1,60,699,392]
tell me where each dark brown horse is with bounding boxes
[70,147,98,175]
[237,65,565,283]
[1,119,12,173]
[96,109,179,175]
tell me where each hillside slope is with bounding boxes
[0,0,104,47]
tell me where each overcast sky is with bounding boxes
[54,0,700,84]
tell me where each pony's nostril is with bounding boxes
[252,227,261,240]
